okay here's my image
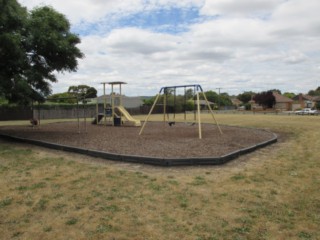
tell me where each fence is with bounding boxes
[0,105,143,121]
[0,107,33,121]
[33,105,96,119]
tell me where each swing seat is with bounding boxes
[168,121,175,126]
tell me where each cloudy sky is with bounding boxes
[19,0,320,96]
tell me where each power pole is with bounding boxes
[216,87,222,110]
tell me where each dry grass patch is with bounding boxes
[0,114,319,239]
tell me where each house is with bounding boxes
[292,94,318,110]
[231,98,243,108]
[250,92,293,111]
[273,92,293,111]
[195,99,215,110]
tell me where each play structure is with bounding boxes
[139,84,222,139]
[92,82,141,127]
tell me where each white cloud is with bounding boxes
[18,0,320,96]
[105,28,178,55]
[271,0,320,36]
[200,0,283,17]
[188,18,273,47]
[283,50,309,64]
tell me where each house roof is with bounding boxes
[314,96,320,101]
[292,94,318,101]
[231,98,242,105]
[273,92,293,103]
[196,100,214,105]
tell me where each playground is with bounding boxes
[0,83,277,165]
[0,120,275,159]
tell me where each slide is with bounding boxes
[115,106,141,127]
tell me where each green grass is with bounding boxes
[0,113,319,239]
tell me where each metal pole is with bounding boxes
[216,87,222,110]
[184,86,186,121]
[83,99,87,133]
[139,94,160,136]
[119,83,122,107]
[96,98,98,125]
[38,102,41,127]
[119,83,123,124]
[103,83,107,126]
[196,92,202,139]
[194,85,196,121]
[163,90,167,124]
[77,99,80,134]
[111,84,114,126]
[201,91,223,135]
[173,87,176,121]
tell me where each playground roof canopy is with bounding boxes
[109,81,127,85]
[100,81,127,85]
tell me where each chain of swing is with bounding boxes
[164,85,197,126]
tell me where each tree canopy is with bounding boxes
[308,86,320,96]
[237,91,255,104]
[253,91,275,109]
[204,90,232,108]
[0,0,84,105]
[283,92,296,99]
[68,85,97,99]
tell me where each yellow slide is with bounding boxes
[115,106,141,127]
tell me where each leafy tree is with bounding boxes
[308,86,320,96]
[204,90,218,103]
[185,89,194,99]
[237,91,255,104]
[68,85,97,99]
[253,91,275,109]
[47,92,76,103]
[142,97,155,106]
[185,99,195,111]
[0,1,83,105]
[204,91,232,108]
[219,92,232,106]
[283,92,296,99]
[269,89,281,94]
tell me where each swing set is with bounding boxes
[139,84,222,139]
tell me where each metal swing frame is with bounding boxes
[139,84,222,139]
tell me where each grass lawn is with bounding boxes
[0,114,319,239]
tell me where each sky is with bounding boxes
[19,0,320,96]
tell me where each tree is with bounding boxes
[143,96,156,106]
[185,89,194,99]
[0,1,84,104]
[253,91,275,109]
[204,90,218,102]
[237,91,255,104]
[68,85,97,99]
[269,89,281,94]
[308,86,320,96]
[283,92,296,99]
[204,90,232,108]
[47,92,76,104]
[219,92,232,107]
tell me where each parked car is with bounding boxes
[295,108,319,115]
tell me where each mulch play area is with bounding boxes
[0,121,277,166]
